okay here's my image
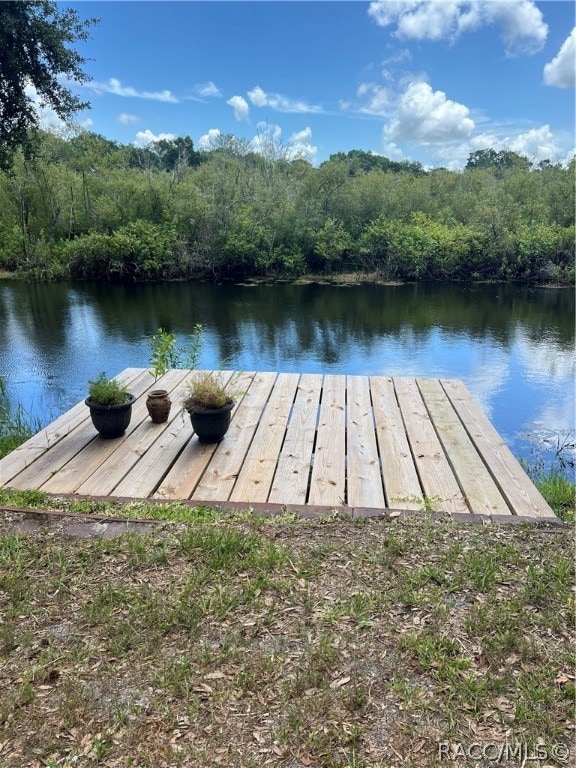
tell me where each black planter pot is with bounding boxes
[189,400,234,443]
[86,394,136,439]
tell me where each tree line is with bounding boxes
[0,129,573,284]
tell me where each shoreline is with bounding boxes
[0,269,572,289]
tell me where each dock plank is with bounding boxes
[417,378,512,516]
[230,373,300,503]
[308,375,346,506]
[394,378,468,514]
[370,376,423,510]
[347,375,385,508]
[188,372,274,503]
[269,373,322,505]
[441,379,556,518]
[153,371,252,501]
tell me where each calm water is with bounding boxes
[0,279,574,469]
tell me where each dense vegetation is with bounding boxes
[0,130,573,283]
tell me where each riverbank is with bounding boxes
[1,265,575,288]
[0,504,573,768]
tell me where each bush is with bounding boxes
[63,221,190,280]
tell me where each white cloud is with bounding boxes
[134,129,176,148]
[117,112,140,125]
[383,81,474,144]
[89,78,178,103]
[431,125,564,169]
[288,127,318,163]
[507,125,559,162]
[227,95,250,121]
[199,128,221,150]
[251,122,283,155]
[368,0,547,55]
[247,85,322,114]
[357,82,392,115]
[543,28,576,88]
[247,86,268,107]
[197,81,222,97]
[483,0,548,54]
[384,141,404,160]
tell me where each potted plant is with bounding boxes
[181,371,239,443]
[85,373,136,438]
[146,325,203,423]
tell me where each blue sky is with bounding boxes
[42,1,576,167]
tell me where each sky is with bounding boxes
[36,0,576,168]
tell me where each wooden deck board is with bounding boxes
[188,372,272,502]
[417,378,512,516]
[308,374,346,506]
[369,376,423,510]
[230,373,300,503]
[0,369,556,521]
[393,378,469,514]
[269,374,322,505]
[441,379,556,518]
[0,368,144,485]
[347,376,385,508]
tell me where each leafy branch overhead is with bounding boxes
[0,1,98,168]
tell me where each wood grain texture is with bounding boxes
[370,376,423,510]
[308,375,346,506]
[268,373,322,505]
[394,378,468,514]
[441,379,555,518]
[230,373,299,503]
[347,375,385,508]
[417,378,511,516]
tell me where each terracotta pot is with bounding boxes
[146,389,172,424]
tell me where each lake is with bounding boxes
[0,279,574,472]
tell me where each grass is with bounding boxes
[533,466,575,523]
[0,378,42,460]
[0,507,573,768]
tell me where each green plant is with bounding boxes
[148,325,203,382]
[0,376,42,458]
[181,371,240,413]
[87,373,130,406]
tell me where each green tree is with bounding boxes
[0,1,97,168]
[465,149,531,175]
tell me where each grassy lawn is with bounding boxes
[0,498,573,768]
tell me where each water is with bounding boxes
[0,279,574,470]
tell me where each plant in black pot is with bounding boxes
[146,325,203,424]
[181,371,239,444]
[86,373,136,439]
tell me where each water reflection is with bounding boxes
[0,279,573,466]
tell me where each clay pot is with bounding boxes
[146,389,172,424]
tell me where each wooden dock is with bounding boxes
[0,369,557,521]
